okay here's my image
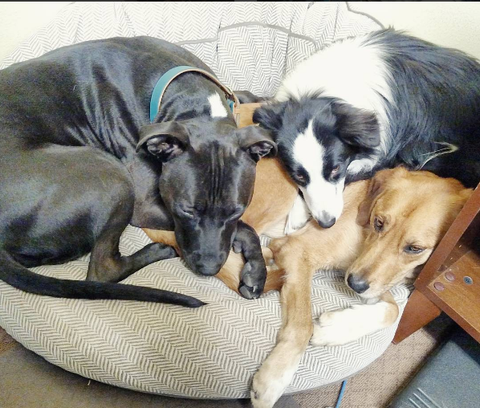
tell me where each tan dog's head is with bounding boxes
[345,167,472,299]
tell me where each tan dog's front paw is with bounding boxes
[251,364,289,408]
[311,303,391,346]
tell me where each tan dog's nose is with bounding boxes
[347,274,370,294]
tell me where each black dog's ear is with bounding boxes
[233,90,268,104]
[237,125,278,162]
[332,102,380,149]
[252,101,288,132]
[136,122,190,162]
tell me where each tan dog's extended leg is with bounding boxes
[251,241,315,408]
[251,187,366,408]
[311,290,399,346]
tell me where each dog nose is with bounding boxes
[347,274,370,294]
[193,255,224,276]
[316,212,336,229]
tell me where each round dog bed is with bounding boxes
[0,2,410,399]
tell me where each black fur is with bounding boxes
[0,36,276,305]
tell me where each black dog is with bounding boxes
[0,37,276,306]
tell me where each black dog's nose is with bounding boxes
[347,274,370,294]
[317,212,336,229]
[193,255,225,276]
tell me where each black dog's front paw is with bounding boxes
[238,260,266,300]
[149,242,178,260]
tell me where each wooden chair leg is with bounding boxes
[392,289,441,344]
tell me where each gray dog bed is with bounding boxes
[0,2,410,399]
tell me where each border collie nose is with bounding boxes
[347,275,370,294]
[317,212,336,228]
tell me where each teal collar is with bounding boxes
[149,65,239,123]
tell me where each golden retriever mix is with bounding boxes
[143,104,472,408]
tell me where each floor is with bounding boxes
[0,314,455,408]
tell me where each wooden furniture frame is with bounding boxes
[394,182,480,344]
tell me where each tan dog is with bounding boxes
[142,104,472,408]
[250,167,472,408]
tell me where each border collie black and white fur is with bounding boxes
[254,28,480,228]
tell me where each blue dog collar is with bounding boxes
[149,65,239,123]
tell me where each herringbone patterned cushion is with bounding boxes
[0,2,405,399]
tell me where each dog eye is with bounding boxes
[226,206,244,221]
[177,207,195,219]
[373,217,384,232]
[404,245,425,254]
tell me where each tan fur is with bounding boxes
[251,167,472,408]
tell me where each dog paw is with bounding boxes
[251,367,285,408]
[238,261,266,299]
[284,195,311,235]
[311,305,385,346]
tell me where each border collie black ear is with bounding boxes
[332,103,380,149]
[136,122,190,162]
[253,101,289,132]
[237,125,278,162]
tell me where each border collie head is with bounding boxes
[254,98,380,227]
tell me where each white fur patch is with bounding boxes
[311,302,394,346]
[293,120,345,224]
[208,92,228,118]
[285,195,311,235]
[276,35,392,156]
[347,157,376,175]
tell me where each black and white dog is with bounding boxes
[254,29,480,229]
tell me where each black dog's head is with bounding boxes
[253,97,379,228]
[137,119,276,276]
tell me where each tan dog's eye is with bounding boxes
[404,245,425,254]
[373,216,384,232]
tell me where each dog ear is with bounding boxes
[357,169,392,226]
[237,125,278,162]
[332,103,380,149]
[136,122,190,162]
[252,102,288,132]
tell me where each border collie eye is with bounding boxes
[331,165,340,176]
[404,245,425,254]
[296,174,306,183]
[373,217,384,232]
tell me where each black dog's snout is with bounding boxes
[347,274,370,294]
[316,212,336,229]
[190,253,225,276]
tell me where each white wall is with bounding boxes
[349,2,480,59]
[0,2,70,61]
[0,2,479,62]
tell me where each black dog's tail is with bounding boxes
[0,250,205,308]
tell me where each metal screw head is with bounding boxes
[445,272,455,282]
[434,282,445,291]
[464,276,473,285]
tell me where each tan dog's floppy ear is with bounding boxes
[357,168,401,226]
[136,122,190,162]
